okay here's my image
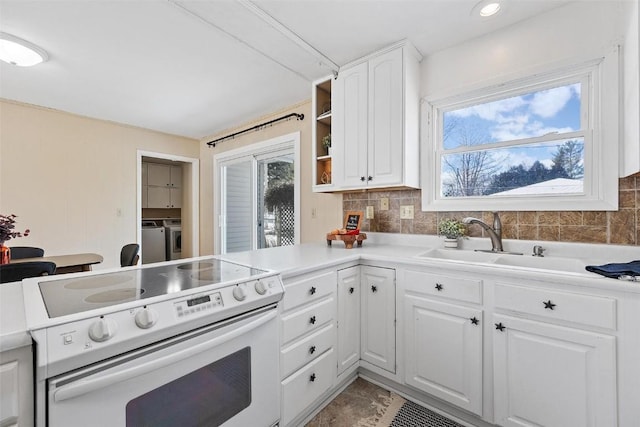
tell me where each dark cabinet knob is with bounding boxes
[470,317,479,325]
[349,287,354,294]
[371,285,377,293]
[360,176,366,181]
[309,373,316,382]
[435,283,443,291]
[543,300,556,310]
[309,345,316,355]
[309,286,316,295]
[309,316,316,325]
[367,176,373,181]
[495,322,506,332]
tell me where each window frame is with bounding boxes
[421,54,619,212]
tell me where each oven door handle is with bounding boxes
[53,309,277,402]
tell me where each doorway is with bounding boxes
[137,151,199,262]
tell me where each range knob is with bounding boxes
[254,280,268,295]
[88,317,118,342]
[233,286,247,301]
[135,307,158,329]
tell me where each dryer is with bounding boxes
[163,219,181,260]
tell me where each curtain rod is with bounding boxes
[206,112,304,147]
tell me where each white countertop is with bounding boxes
[4,232,640,350]
[0,281,31,352]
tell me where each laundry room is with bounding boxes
[141,156,186,264]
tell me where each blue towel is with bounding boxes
[586,260,640,279]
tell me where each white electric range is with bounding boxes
[22,256,284,427]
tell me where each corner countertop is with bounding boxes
[0,281,31,352]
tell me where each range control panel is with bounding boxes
[175,292,223,318]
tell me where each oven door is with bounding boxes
[47,307,280,427]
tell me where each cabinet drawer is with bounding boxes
[282,348,336,427]
[283,270,336,312]
[281,297,335,344]
[404,269,482,304]
[494,283,616,330]
[281,323,335,379]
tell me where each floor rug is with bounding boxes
[389,400,465,427]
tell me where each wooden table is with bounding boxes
[10,253,103,274]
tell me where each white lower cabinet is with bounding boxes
[0,345,33,427]
[280,269,337,426]
[493,314,617,427]
[337,266,361,375]
[360,266,396,373]
[281,348,336,426]
[404,296,483,416]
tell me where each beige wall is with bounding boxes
[199,101,342,255]
[0,100,199,268]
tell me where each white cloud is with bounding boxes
[449,95,527,121]
[529,83,579,118]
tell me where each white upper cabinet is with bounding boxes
[332,41,421,190]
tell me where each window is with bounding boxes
[421,56,619,211]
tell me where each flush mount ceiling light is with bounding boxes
[472,0,504,18]
[0,32,48,67]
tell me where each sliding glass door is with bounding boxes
[216,134,299,254]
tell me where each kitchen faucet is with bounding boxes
[463,212,504,252]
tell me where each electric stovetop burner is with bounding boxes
[38,258,266,318]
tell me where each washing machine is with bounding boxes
[163,219,182,260]
[141,220,166,264]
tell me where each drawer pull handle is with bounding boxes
[367,176,373,181]
[349,287,354,294]
[309,345,316,355]
[371,285,377,293]
[470,317,479,325]
[360,176,366,181]
[309,316,316,325]
[495,322,506,332]
[435,283,443,291]
[309,286,316,295]
[543,300,556,310]
[309,373,316,382]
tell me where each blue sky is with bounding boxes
[442,82,582,169]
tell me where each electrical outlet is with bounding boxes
[400,205,414,219]
[380,197,389,211]
[311,207,317,219]
[366,206,374,219]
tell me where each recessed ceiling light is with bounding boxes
[0,32,48,67]
[472,0,504,19]
[480,2,501,17]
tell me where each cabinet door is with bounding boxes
[147,163,171,187]
[334,62,368,188]
[368,47,403,187]
[404,296,483,415]
[147,186,171,208]
[170,187,182,208]
[493,314,617,427]
[337,266,360,375]
[360,266,395,372]
[170,165,182,188]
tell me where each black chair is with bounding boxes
[120,244,140,267]
[0,261,57,284]
[9,246,45,259]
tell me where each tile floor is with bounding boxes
[305,378,392,426]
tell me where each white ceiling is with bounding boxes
[0,0,571,140]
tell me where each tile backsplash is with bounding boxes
[343,173,640,246]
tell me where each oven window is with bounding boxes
[126,347,251,426]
